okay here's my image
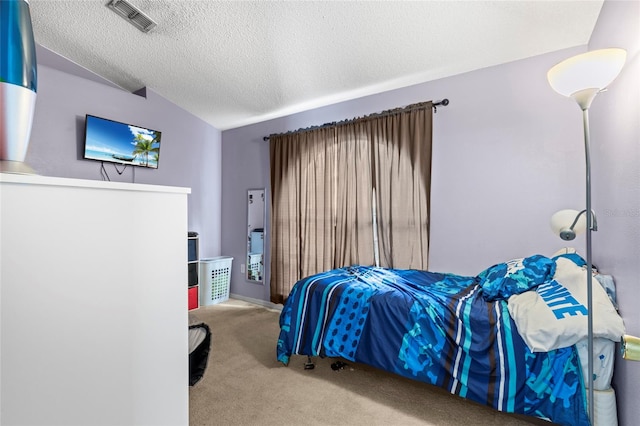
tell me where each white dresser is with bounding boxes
[0,174,190,426]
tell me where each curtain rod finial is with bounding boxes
[432,99,449,113]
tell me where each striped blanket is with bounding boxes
[277,266,589,426]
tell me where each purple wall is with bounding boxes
[221,1,638,423]
[589,1,640,425]
[26,64,222,258]
[221,47,590,301]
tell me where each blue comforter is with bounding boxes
[277,266,589,426]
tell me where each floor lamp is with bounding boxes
[547,48,626,424]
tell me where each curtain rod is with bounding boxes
[262,98,449,141]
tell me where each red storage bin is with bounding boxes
[188,286,199,310]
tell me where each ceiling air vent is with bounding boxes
[106,0,157,33]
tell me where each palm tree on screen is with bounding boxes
[132,133,159,167]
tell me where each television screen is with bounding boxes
[83,115,161,169]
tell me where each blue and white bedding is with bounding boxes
[277,255,624,426]
[508,257,624,352]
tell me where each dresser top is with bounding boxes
[0,173,191,194]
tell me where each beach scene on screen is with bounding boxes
[84,116,161,169]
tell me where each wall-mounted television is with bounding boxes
[83,115,161,169]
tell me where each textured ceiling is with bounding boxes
[29,0,604,130]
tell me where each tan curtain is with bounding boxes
[370,104,433,269]
[333,121,375,267]
[270,129,333,304]
[270,102,433,303]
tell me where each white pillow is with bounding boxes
[507,257,625,352]
[552,247,578,257]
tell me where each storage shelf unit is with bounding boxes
[188,232,199,310]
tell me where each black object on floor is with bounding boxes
[331,361,348,371]
[189,322,211,386]
[304,356,315,370]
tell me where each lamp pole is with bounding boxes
[581,107,595,424]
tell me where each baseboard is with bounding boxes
[229,293,283,311]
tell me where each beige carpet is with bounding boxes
[189,299,550,426]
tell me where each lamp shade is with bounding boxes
[550,209,587,241]
[547,48,626,109]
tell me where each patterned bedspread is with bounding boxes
[277,266,589,426]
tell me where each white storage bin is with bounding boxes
[200,256,233,306]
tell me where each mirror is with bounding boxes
[247,189,265,282]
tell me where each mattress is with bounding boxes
[575,338,618,426]
[593,388,618,426]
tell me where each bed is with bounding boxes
[276,253,625,426]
